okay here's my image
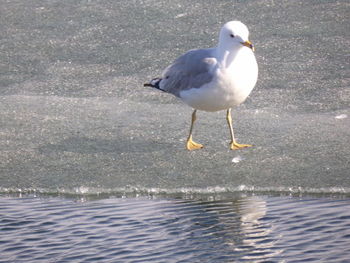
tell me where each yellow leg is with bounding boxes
[186,110,203,150]
[226,108,252,150]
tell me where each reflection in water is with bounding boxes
[237,196,282,262]
[2,194,349,262]
[166,196,282,262]
[192,196,282,262]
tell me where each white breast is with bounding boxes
[179,48,258,112]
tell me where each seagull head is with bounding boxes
[218,21,255,52]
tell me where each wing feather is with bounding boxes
[159,48,217,97]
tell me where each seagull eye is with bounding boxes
[230,34,235,38]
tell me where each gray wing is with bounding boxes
[159,48,217,97]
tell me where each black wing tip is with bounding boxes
[144,78,162,90]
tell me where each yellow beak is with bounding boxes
[241,40,255,52]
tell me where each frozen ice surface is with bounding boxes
[0,0,349,195]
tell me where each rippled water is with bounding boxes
[1,194,350,263]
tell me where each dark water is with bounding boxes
[0,0,349,261]
[1,194,350,263]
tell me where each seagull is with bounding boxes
[144,21,258,150]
